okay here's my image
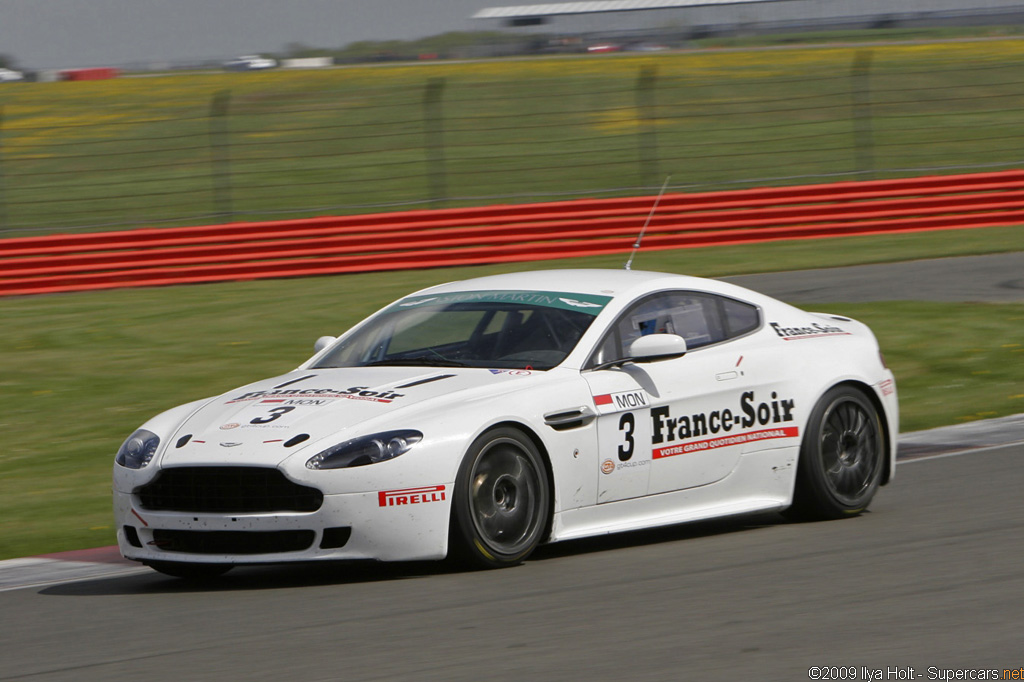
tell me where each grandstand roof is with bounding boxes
[472,0,768,19]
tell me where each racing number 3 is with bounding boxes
[618,412,635,461]
[250,406,296,424]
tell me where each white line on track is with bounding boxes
[0,558,149,593]
[896,441,1022,464]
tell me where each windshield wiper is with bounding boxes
[365,357,469,368]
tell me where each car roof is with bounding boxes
[414,268,759,302]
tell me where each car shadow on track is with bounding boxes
[38,558,452,597]
[40,511,790,597]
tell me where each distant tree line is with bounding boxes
[272,31,546,64]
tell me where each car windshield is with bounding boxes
[312,289,612,371]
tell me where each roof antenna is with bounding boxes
[624,175,672,271]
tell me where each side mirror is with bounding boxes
[314,335,337,353]
[628,334,687,362]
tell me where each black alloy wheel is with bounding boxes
[450,427,551,569]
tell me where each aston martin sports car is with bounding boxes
[113,269,898,577]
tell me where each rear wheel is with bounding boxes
[145,561,232,580]
[449,427,550,569]
[789,386,884,520]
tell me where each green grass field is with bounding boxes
[2,38,1024,233]
[1,224,1022,560]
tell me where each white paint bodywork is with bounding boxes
[113,269,898,565]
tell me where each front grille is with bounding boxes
[137,467,323,513]
[151,529,316,555]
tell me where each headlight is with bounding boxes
[115,429,160,469]
[306,430,422,470]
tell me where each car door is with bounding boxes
[585,290,782,500]
[584,365,656,503]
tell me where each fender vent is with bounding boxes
[544,406,596,431]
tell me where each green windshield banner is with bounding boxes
[386,290,613,316]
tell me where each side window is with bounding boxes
[587,290,761,368]
[721,297,760,337]
[645,293,725,349]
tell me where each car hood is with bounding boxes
[160,367,543,467]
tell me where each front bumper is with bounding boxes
[113,484,453,564]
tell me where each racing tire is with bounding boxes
[789,386,884,521]
[144,561,233,580]
[449,427,551,569]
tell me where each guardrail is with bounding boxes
[1,170,1022,297]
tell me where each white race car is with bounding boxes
[113,269,898,577]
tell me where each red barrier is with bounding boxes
[59,68,121,81]
[1,171,1022,296]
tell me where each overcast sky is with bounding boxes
[0,0,492,69]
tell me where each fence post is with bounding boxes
[209,90,233,221]
[423,78,447,206]
[0,106,6,232]
[636,64,659,189]
[851,50,875,180]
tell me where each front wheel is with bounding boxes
[449,427,551,569]
[789,386,884,520]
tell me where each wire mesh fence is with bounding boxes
[1,40,1023,235]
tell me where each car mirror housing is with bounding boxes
[314,335,337,353]
[628,334,687,362]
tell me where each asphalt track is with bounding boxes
[723,252,1024,303]
[2,254,1023,682]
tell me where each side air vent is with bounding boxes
[543,406,596,431]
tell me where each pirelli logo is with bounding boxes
[378,485,447,507]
